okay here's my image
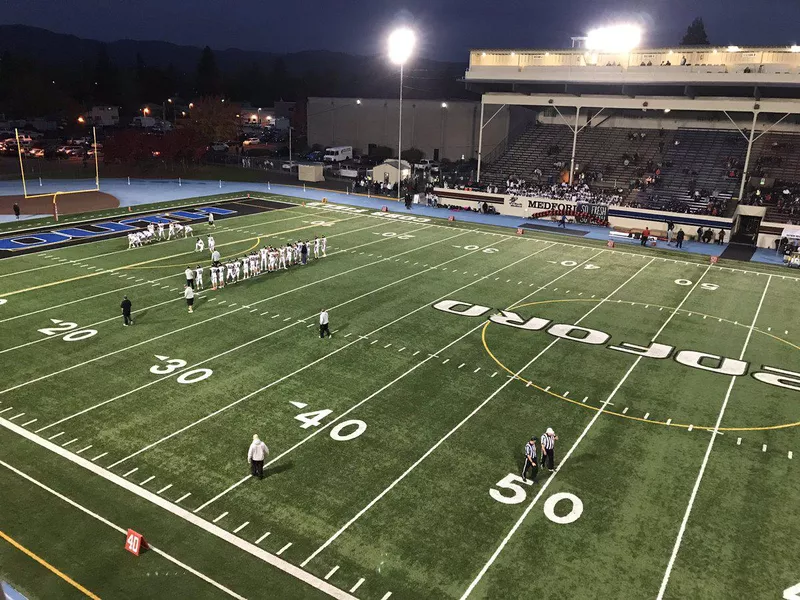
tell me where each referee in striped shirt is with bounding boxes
[541,427,558,472]
[521,437,538,484]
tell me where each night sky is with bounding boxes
[1,0,798,61]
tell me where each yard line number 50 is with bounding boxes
[490,473,584,525]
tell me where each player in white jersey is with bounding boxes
[234,259,242,282]
[195,265,204,290]
[321,235,327,257]
[260,247,268,272]
[168,223,176,239]
[226,261,235,283]
[184,225,193,238]
[294,242,301,263]
[195,238,204,252]
[242,256,250,279]
[250,252,259,275]
[157,223,165,240]
[278,246,287,270]
[127,233,137,248]
[147,224,155,237]
[217,266,225,289]
[208,236,215,253]
[267,248,276,272]
[210,265,218,290]
[313,236,320,259]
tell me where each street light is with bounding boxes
[388,27,415,201]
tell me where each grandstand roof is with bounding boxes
[465,46,800,100]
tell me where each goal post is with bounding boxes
[15,126,101,200]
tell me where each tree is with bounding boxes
[94,44,119,105]
[401,147,424,165]
[196,46,221,97]
[681,18,710,46]
[185,96,239,144]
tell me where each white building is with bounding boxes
[89,106,120,127]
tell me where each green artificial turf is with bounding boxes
[0,195,797,600]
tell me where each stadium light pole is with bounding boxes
[389,28,415,201]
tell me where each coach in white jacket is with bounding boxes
[248,434,269,479]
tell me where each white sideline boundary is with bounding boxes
[0,206,317,282]
[0,458,248,600]
[302,255,654,567]
[1,221,448,395]
[459,263,712,598]
[0,422,357,600]
[656,274,772,599]
[43,232,509,436]
[194,247,602,515]
[0,215,393,333]
[300,199,795,280]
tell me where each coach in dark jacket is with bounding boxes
[120,295,133,326]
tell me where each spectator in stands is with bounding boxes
[676,228,685,248]
[717,229,726,244]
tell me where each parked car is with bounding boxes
[414,158,440,172]
[243,137,261,146]
[281,161,297,171]
[27,147,45,158]
[211,142,229,152]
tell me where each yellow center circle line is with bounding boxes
[481,298,800,432]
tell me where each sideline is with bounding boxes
[0,528,101,600]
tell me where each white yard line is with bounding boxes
[39,230,488,435]
[302,255,653,568]
[0,458,248,600]
[656,275,772,600]
[460,264,716,599]
[5,224,451,400]
[190,243,569,513]
[0,219,401,352]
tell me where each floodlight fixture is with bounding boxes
[791,45,800,53]
[585,24,642,52]
[441,102,448,108]
[727,45,741,52]
[388,28,415,65]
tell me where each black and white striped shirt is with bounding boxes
[541,433,555,451]
[525,441,536,459]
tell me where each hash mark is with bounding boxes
[643,413,650,420]
[140,475,156,486]
[412,350,420,356]
[62,438,79,447]
[175,492,192,504]
[688,425,694,432]
[324,566,339,580]
[474,367,481,373]
[9,413,25,421]
[666,418,672,426]
[47,431,64,440]
[442,358,450,364]
[371,340,379,345]
[491,372,498,378]
[622,407,628,414]
[91,452,108,462]
[21,419,37,427]
[76,445,93,454]
[350,578,365,593]
[384,343,392,349]
[157,484,173,495]
[563,391,570,397]
[737,437,742,445]
[762,444,767,453]
[458,363,465,369]
[276,542,292,555]
[123,468,139,478]
[255,532,271,545]
[544,386,550,392]
[398,347,406,352]
[234,522,250,534]
[212,512,228,523]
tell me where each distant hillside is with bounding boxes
[0,24,471,100]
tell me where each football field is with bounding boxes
[0,195,798,600]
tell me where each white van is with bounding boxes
[323,146,353,162]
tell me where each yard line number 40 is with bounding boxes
[292,404,367,441]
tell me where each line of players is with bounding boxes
[188,236,327,291]
[128,222,193,247]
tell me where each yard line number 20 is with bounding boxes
[37,318,98,341]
